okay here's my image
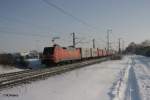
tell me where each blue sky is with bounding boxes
[0,0,150,52]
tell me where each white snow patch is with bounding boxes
[112,64,131,100]
[0,65,22,74]
[110,56,133,100]
[132,55,150,100]
[0,56,130,100]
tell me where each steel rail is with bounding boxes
[0,57,109,89]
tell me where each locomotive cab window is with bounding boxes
[43,47,54,55]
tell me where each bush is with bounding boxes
[0,53,14,66]
[15,56,28,67]
[0,53,28,67]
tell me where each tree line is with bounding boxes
[125,40,150,56]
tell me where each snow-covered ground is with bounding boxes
[0,56,131,100]
[114,55,150,100]
[0,65,23,74]
[131,55,150,100]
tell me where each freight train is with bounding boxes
[41,44,113,66]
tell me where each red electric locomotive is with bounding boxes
[41,44,113,66]
[41,45,81,65]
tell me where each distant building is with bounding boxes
[20,50,39,59]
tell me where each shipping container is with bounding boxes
[91,48,98,57]
[80,48,91,59]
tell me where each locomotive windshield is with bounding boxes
[43,47,54,55]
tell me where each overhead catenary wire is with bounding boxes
[42,0,107,42]
[0,13,67,39]
[0,0,107,47]
[0,30,52,38]
[42,0,98,30]
[0,14,106,43]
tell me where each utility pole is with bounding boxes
[72,32,76,48]
[107,30,109,51]
[92,38,95,48]
[122,40,125,52]
[118,38,121,54]
[107,29,112,51]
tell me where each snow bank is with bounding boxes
[111,58,131,100]
[132,55,150,100]
[0,65,22,74]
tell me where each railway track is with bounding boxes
[0,57,109,90]
[0,70,30,78]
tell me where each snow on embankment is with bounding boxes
[0,65,23,74]
[132,56,150,100]
[111,59,131,100]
